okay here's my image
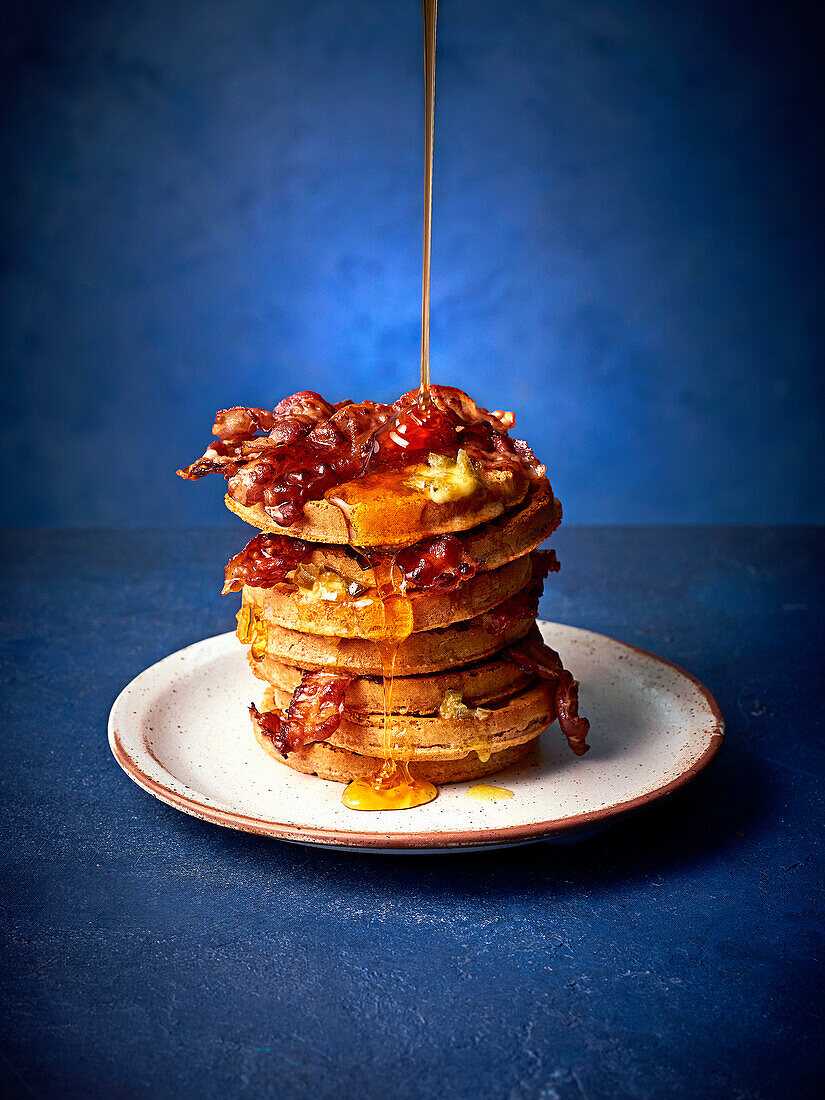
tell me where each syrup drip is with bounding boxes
[327,496,436,811]
[419,0,437,399]
[337,0,441,811]
[341,549,437,811]
[237,603,267,659]
[467,784,514,802]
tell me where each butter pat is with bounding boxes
[288,563,366,602]
[438,690,491,720]
[404,449,480,504]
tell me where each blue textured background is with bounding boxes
[3,0,824,525]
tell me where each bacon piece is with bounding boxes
[330,401,393,443]
[214,407,275,442]
[463,435,546,482]
[177,456,231,481]
[531,547,561,583]
[402,385,514,434]
[479,583,541,639]
[479,550,560,638]
[223,533,314,594]
[226,459,278,507]
[371,396,458,465]
[273,391,336,421]
[178,385,548,523]
[177,441,238,481]
[286,671,353,748]
[505,635,590,755]
[250,703,288,755]
[395,534,477,593]
[250,671,353,755]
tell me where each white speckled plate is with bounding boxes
[108,622,723,852]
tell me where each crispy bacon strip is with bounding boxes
[506,635,590,756]
[479,550,559,638]
[251,671,353,756]
[272,391,336,421]
[177,441,237,481]
[249,703,288,755]
[395,534,477,594]
[178,386,547,525]
[397,385,514,434]
[286,671,353,748]
[223,533,314,594]
[480,582,542,639]
[531,547,561,583]
[214,407,276,442]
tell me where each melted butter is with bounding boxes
[237,603,267,659]
[467,784,514,801]
[287,562,354,602]
[404,449,480,504]
[438,689,492,720]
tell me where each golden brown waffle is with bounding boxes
[253,719,539,784]
[250,651,533,715]
[287,480,561,588]
[260,682,552,762]
[225,464,529,545]
[244,554,532,639]
[249,613,535,676]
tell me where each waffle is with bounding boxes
[225,464,530,545]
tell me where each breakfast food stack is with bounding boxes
[179,386,589,804]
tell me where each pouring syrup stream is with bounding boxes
[341,0,440,810]
[419,0,437,401]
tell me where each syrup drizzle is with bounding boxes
[339,0,441,811]
[419,0,437,399]
[341,550,436,810]
[467,784,514,802]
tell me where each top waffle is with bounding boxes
[225,463,530,546]
[177,386,547,548]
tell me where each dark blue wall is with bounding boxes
[3,0,823,525]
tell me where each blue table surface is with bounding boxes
[0,526,822,1100]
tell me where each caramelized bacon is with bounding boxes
[402,386,513,433]
[226,531,477,597]
[251,671,353,755]
[369,397,458,466]
[223,533,314,594]
[395,534,477,593]
[287,671,353,747]
[505,635,590,755]
[214,407,276,442]
[273,390,336,421]
[177,441,237,481]
[530,547,561,583]
[479,550,559,638]
[479,585,540,639]
[250,703,288,754]
[178,386,546,525]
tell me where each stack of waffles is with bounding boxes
[229,474,586,787]
[178,388,590,806]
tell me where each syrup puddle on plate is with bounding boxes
[467,784,514,802]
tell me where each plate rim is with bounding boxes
[108,623,724,850]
